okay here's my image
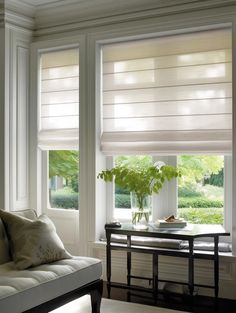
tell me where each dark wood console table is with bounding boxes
[105,223,230,299]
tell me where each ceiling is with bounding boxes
[4,0,236,35]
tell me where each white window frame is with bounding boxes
[38,45,80,214]
[41,150,79,214]
[30,37,83,214]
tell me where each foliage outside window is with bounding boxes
[49,150,79,210]
[113,155,224,224]
[177,155,224,224]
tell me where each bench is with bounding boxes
[0,209,103,313]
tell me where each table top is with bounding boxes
[105,223,230,240]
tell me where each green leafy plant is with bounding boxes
[97,162,181,223]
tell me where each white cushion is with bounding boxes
[0,256,102,313]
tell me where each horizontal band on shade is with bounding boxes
[38,129,79,150]
[100,141,232,156]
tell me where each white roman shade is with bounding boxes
[101,28,232,155]
[39,48,79,150]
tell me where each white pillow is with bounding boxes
[0,210,71,270]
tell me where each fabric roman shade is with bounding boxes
[101,28,232,155]
[39,48,79,150]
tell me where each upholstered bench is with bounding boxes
[0,209,103,313]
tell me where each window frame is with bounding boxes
[41,150,80,213]
[38,45,80,213]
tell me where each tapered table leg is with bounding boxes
[188,239,194,296]
[106,230,111,298]
[153,253,158,303]
[214,236,219,297]
[127,235,131,286]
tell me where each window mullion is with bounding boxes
[106,156,114,222]
[152,156,177,221]
[224,155,232,241]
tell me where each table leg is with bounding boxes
[106,231,111,298]
[127,235,131,286]
[188,239,194,296]
[153,253,158,302]
[214,236,219,297]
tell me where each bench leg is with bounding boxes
[90,280,103,313]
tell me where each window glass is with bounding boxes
[112,155,224,224]
[49,150,79,210]
[177,155,224,224]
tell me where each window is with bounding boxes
[111,155,226,225]
[101,28,232,227]
[39,48,79,210]
[177,155,224,224]
[49,150,79,210]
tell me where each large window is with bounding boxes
[39,48,79,210]
[101,28,232,226]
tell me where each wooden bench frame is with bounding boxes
[24,279,103,313]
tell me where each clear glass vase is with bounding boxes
[131,192,151,230]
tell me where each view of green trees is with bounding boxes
[49,152,224,224]
[114,155,224,224]
[49,150,79,209]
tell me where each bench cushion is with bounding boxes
[0,256,102,313]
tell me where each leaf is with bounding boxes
[97,159,181,205]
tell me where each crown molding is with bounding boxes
[34,0,236,29]
[2,0,236,35]
[34,0,202,29]
[5,0,35,17]
[4,10,34,30]
[34,0,236,37]
[0,0,35,31]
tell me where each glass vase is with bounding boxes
[131,192,151,230]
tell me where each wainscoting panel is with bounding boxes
[6,27,32,211]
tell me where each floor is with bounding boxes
[102,282,236,313]
[51,296,188,313]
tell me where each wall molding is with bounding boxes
[5,28,32,210]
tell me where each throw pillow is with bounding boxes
[0,210,71,270]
